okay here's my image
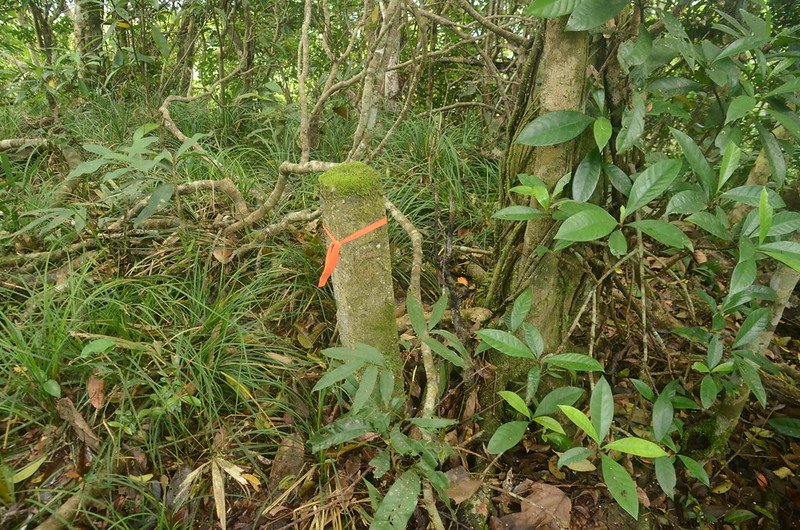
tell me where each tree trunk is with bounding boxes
[481,16,589,422]
[73,0,105,85]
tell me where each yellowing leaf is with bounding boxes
[211,460,227,530]
[711,480,732,494]
[773,466,794,479]
[12,456,47,484]
[241,473,261,490]
[566,459,597,472]
[129,473,154,482]
[116,21,131,28]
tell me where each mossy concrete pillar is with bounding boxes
[318,162,402,390]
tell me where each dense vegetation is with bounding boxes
[1,0,799,528]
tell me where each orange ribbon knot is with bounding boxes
[318,217,388,287]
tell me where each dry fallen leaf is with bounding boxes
[213,247,233,264]
[87,375,105,409]
[491,482,571,530]
[211,460,227,530]
[56,397,100,452]
[444,466,482,504]
[268,435,305,490]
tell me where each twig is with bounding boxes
[32,482,104,530]
[232,209,320,258]
[0,138,49,150]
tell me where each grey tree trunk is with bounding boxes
[73,0,105,84]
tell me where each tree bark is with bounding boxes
[73,0,105,84]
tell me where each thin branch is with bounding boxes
[456,0,526,46]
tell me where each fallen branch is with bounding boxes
[232,208,320,259]
[0,138,49,150]
[0,240,96,269]
[32,482,104,530]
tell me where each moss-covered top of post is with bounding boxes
[319,162,381,197]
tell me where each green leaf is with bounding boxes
[724,509,757,524]
[133,184,174,227]
[765,212,800,237]
[654,457,676,499]
[543,353,604,372]
[312,361,365,392]
[150,25,171,59]
[615,92,646,154]
[630,378,655,402]
[618,27,653,71]
[487,421,529,454]
[406,296,427,338]
[42,379,61,398]
[534,386,583,417]
[517,111,594,147]
[526,367,542,404]
[699,375,719,409]
[725,95,756,124]
[476,329,533,358]
[81,338,116,357]
[527,0,580,18]
[521,323,544,358]
[379,371,393,406]
[733,307,770,349]
[737,359,766,407]
[370,451,391,478]
[408,417,459,429]
[714,36,767,62]
[625,160,683,217]
[717,142,741,192]
[759,241,800,272]
[555,203,618,242]
[766,78,800,98]
[604,163,632,196]
[678,455,709,486]
[493,206,546,221]
[510,288,533,332]
[768,417,800,438]
[604,437,667,458]
[371,469,420,530]
[756,124,786,187]
[593,117,612,151]
[759,187,773,245]
[532,415,566,434]
[722,185,785,208]
[629,220,692,250]
[428,291,448,330]
[558,447,593,468]
[652,386,675,441]
[352,366,378,413]
[12,455,47,484]
[566,0,630,32]
[572,150,602,202]
[601,454,639,519]
[685,211,732,240]
[323,343,385,366]
[670,128,714,196]
[706,335,723,369]
[608,229,628,257]
[767,109,800,141]
[499,391,532,418]
[729,259,756,296]
[591,377,614,443]
[558,405,600,443]
[423,337,466,368]
[67,158,110,178]
[666,190,707,216]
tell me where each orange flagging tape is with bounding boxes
[318,217,388,287]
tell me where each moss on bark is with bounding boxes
[319,162,402,393]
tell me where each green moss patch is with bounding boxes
[319,162,381,196]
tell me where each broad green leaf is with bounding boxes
[527,0,580,18]
[652,385,675,441]
[558,447,593,468]
[625,160,682,217]
[510,288,533,332]
[517,111,594,147]
[629,220,692,250]
[532,415,565,434]
[724,510,758,524]
[370,451,391,479]
[737,359,766,407]
[618,26,653,70]
[655,456,676,499]
[428,291,448,330]
[765,212,800,237]
[733,307,770,348]
[81,338,116,357]
[487,421,529,454]
[534,386,583,417]
[591,377,614,443]
[555,204,618,242]
[68,158,110,178]
[151,25,171,59]
[649,76,700,96]
[493,206,546,221]
[666,190,707,216]
[593,117,612,151]
[714,36,767,62]
[759,241,800,272]
[766,109,800,141]
[312,361,365,391]
[42,380,61,398]
[766,78,800,98]
[678,455,709,486]
[756,124,786,187]
[573,149,602,203]
[685,211,732,240]
[615,92,646,154]
[352,366,378,413]
[408,417,459,429]
[759,187,773,245]
[629,378,655,402]
[604,163,632,196]
[381,369,395,404]
[522,323,544,358]
[725,95,756,124]
[371,470,420,530]
[476,329,534,359]
[769,417,800,438]
[323,343,384,366]
[526,367,542,404]
[566,0,629,32]
[608,229,628,257]
[706,335,723,369]
[604,437,667,458]
[406,296,427,338]
[722,185,785,209]
[718,141,741,192]
[699,375,719,409]
[558,405,600,443]
[499,391,532,418]
[601,454,639,519]
[543,353,604,372]
[670,128,714,196]
[423,337,466,368]
[12,455,47,484]
[133,183,174,227]
[728,259,756,296]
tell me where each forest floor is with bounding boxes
[1,99,800,529]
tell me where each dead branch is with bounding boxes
[385,200,422,303]
[0,240,96,269]
[456,0,526,46]
[232,208,320,259]
[0,138,49,150]
[32,483,104,530]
